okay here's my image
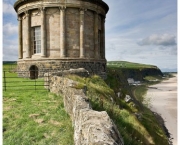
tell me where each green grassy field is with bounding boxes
[107,61,157,69]
[3,63,17,72]
[67,74,168,145]
[3,64,74,145]
[3,63,169,145]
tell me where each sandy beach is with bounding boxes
[145,74,177,145]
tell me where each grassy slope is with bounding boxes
[67,74,168,145]
[3,63,169,145]
[3,65,74,145]
[105,61,169,145]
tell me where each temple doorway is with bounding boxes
[29,65,38,79]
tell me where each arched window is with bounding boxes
[29,65,38,79]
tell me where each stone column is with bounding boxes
[94,12,99,59]
[60,7,66,58]
[80,9,85,58]
[41,7,46,57]
[101,17,105,59]
[18,15,23,59]
[26,11,31,58]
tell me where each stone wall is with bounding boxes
[17,59,107,79]
[46,75,124,145]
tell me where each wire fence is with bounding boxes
[3,70,50,92]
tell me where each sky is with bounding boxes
[3,0,177,72]
[104,0,177,72]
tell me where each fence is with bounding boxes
[3,70,50,92]
[2,66,90,92]
[3,63,17,72]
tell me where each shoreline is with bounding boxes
[145,74,177,145]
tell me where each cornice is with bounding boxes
[14,0,109,13]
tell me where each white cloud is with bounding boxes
[3,2,16,16]
[3,23,18,37]
[137,34,176,46]
[2,0,177,70]
[3,44,18,61]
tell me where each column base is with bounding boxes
[80,56,85,59]
[60,55,66,58]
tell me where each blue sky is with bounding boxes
[105,0,177,72]
[3,0,177,72]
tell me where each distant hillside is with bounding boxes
[107,61,177,73]
[3,61,17,64]
[107,61,163,81]
[107,61,157,69]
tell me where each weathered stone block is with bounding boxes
[46,76,124,145]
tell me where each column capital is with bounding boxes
[40,7,46,11]
[94,11,99,15]
[79,8,87,13]
[17,15,22,21]
[25,11,29,17]
[59,6,66,11]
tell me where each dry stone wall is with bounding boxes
[46,75,124,145]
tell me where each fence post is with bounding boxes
[35,70,36,91]
[3,71,6,91]
[48,71,50,92]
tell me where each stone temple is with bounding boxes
[14,0,109,79]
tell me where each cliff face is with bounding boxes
[120,68,163,81]
[107,61,163,81]
[105,66,163,98]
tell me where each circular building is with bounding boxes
[14,0,109,78]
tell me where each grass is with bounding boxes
[107,61,157,69]
[67,65,169,145]
[133,85,147,103]
[3,63,169,145]
[104,66,169,145]
[3,66,74,145]
[131,82,169,145]
[67,75,155,145]
[131,84,169,144]
[3,63,17,72]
